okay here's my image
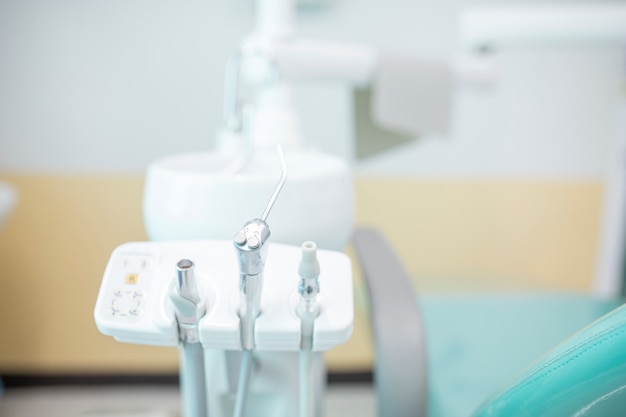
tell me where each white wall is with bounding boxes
[0,0,624,178]
[0,0,251,173]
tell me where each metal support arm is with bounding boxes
[353,227,428,417]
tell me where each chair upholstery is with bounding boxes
[354,227,626,417]
[422,294,623,417]
[473,302,626,417]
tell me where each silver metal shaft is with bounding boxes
[177,259,202,305]
[239,273,263,350]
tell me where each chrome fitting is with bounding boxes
[170,259,206,344]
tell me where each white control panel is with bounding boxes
[94,246,178,346]
[94,240,353,351]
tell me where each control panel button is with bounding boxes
[125,273,139,285]
[247,236,260,249]
[118,256,134,270]
[234,232,247,246]
[108,289,143,320]
[137,257,151,270]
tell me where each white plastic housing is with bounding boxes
[242,37,496,88]
[94,240,354,351]
[143,150,354,251]
[256,0,295,40]
[94,244,178,346]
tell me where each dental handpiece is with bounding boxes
[234,219,271,350]
[233,146,287,350]
[170,260,208,417]
[170,259,205,343]
[297,241,321,350]
[177,259,202,305]
[297,242,321,417]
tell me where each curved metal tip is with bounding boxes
[260,146,288,222]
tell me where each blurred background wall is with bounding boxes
[0,0,624,375]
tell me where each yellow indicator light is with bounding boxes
[125,273,139,285]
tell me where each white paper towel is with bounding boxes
[372,53,454,136]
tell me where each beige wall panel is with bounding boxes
[354,178,602,293]
[0,175,178,373]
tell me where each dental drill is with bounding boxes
[169,259,208,417]
[231,146,288,417]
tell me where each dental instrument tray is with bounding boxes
[94,240,353,351]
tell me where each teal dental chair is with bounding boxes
[353,228,626,417]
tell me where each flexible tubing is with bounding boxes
[299,348,314,417]
[233,350,254,417]
[180,343,207,417]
